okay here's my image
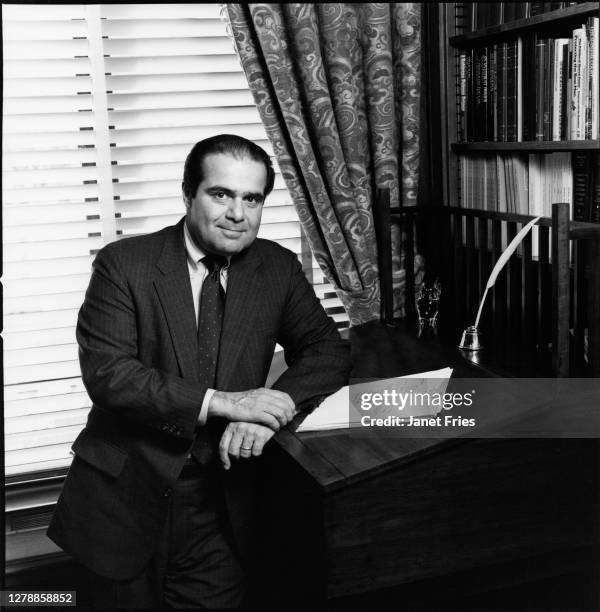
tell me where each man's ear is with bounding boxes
[182,182,190,209]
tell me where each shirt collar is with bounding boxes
[183,220,230,269]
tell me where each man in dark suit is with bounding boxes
[48,134,351,608]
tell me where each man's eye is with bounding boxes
[246,196,262,206]
[214,192,227,200]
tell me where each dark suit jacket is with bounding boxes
[47,218,351,580]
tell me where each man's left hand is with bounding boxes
[218,421,276,470]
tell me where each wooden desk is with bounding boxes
[257,321,600,606]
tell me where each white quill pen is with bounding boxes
[473,216,541,328]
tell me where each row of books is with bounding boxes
[459,151,600,222]
[457,16,599,142]
[459,2,580,32]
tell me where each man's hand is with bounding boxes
[208,388,295,430]
[219,421,275,470]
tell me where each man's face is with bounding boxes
[185,152,267,257]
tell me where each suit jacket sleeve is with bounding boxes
[270,252,351,411]
[76,244,205,440]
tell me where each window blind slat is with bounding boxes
[4,205,101,228]
[6,363,82,387]
[107,73,249,94]
[104,38,234,57]
[5,293,87,315]
[3,40,89,59]
[6,446,78,475]
[6,425,84,452]
[6,408,90,435]
[105,55,241,76]
[3,132,97,151]
[109,106,260,129]
[108,89,255,111]
[102,19,224,39]
[4,258,94,280]
[4,149,98,170]
[4,237,103,261]
[4,168,100,190]
[4,80,93,99]
[3,310,81,333]
[3,273,92,298]
[4,328,82,353]
[4,113,96,134]
[2,19,88,40]
[3,57,91,78]
[257,223,302,241]
[5,392,89,418]
[3,184,100,205]
[101,4,222,20]
[3,4,87,20]
[108,124,268,147]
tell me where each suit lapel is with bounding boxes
[217,244,264,390]
[153,219,201,381]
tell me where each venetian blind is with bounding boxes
[3,3,348,480]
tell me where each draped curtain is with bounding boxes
[226,3,421,325]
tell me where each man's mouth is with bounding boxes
[218,226,245,236]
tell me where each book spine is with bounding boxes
[543,38,553,141]
[482,47,489,140]
[585,19,593,139]
[459,50,468,141]
[467,49,474,141]
[552,40,563,141]
[489,44,498,141]
[497,153,507,212]
[497,42,507,142]
[591,17,599,139]
[474,47,483,141]
[506,40,518,142]
[572,151,591,221]
[504,3,516,24]
[517,36,523,141]
[591,152,600,223]
[560,41,570,139]
[519,3,531,19]
[590,16,599,139]
[535,36,546,140]
[580,24,589,140]
[571,29,582,139]
[455,3,470,34]
[522,34,534,141]
[567,39,574,139]
[530,2,545,16]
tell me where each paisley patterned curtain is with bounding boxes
[226,3,421,325]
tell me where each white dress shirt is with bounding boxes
[183,221,229,426]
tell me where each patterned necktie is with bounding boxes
[197,254,226,384]
[191,254,227,464]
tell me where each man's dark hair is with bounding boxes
[182,134,275,202]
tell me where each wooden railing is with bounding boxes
[375,189,600,376]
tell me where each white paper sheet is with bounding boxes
[297,367,453,432]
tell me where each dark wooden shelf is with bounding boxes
[389,205,600,237]
[450,2,599,47]
[452,140,600,153]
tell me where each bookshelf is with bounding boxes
[440,2,599,219]
[452,140,599,152]
[387,3,600,376]
[449,2,599,45]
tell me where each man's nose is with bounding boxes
[226,197,244,222]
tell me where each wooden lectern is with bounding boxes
[256,321,599,607]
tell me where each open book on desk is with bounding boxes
[297,367,453,432]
